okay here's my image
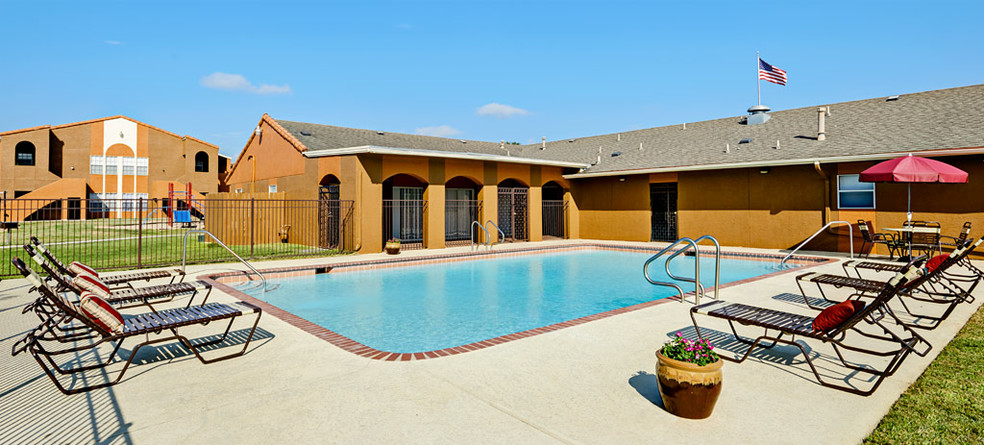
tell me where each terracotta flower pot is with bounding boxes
[655,350,723,419]
[385,243,400,255]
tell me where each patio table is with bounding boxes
[883,226,941,260]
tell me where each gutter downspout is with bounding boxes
[814,160,832,230]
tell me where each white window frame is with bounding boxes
[837,174,876,209]
[268,184,277,193]
[90,155,104,174]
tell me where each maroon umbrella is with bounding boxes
[859,154,968,220]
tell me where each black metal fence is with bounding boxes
[445,200,481,246]
[382,199,425,250]
[542,200,566,238]
[0,197,353,277]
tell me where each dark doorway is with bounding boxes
[383,174,426,249]
[319,175,341,249]
[67,198,82,220]
[650,183,678,242]
[542,181,565,238]
[497,180,528,241]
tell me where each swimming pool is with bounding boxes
[236,247,815,356]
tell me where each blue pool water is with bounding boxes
[247,250,792,352]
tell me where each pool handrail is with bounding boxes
[471,220,490,250]
[664,235,721,301]
[643,237,698,304]
[780,221,854,266]
[182,229,270,291]
[485,220,505,247]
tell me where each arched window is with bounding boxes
[194,151,209,172]
[15,141,35,166]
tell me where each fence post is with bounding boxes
[137,197,144,268]
[249,197,255,259]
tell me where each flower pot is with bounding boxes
[385,243,400,255]
[655,350,722,419]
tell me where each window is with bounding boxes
[268,184,277,193]
[15,141,35,166]
[90,156,103,174]
[104,156,118,175]
[122,157,135,176]
[136,158,149,176]
[837,174,875,209]
[235,188,243,193]
[195,151,209,172]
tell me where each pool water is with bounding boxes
[246,250,791,353]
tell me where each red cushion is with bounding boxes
[78,292,124,334]
[812,300,866,331]
[926,254,949,273]
[73,274,111,298]
[68,261,99,277]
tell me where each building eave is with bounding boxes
[303,145,591,168]
[562,146,984,179]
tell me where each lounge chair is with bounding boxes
[796,239,979,329]
[11,257,262,395]
[25,243,211,309]
[690,260,932,396]
[30,236,185,290]
[857,220,903,259]
[939,221,972,249]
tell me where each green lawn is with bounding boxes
[865,305,984,444]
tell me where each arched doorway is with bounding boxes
[319,174,342,249]
[542,181,566,238]
[445,176,481,246]
[383,174,427,249]
[497,179,529,241]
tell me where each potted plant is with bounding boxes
[385,238,401,254]
[655,332,722,419]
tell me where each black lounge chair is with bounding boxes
[857,220,902,259]
[30,236,185,289]
[11,257,262,395]
[795,239,979,330]
[25,243,211,310]
[940,221,972,249]
[690,261,932,396]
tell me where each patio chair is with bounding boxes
[690,260,932,396]
[11,257,262,395]
[24,243,211,310]
[857,220,902,259]
[30,236,185,290]
[902,220,942,259]
[797,239,980,329]
[940,221,972,249]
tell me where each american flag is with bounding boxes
[758,58,787,86]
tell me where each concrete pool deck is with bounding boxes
[1,240,980,444]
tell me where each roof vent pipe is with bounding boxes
[541,137,546,150]
[639,142,643,151]
[725,143,730,153]
[683,122,686,130]
[817,107,829,141]
[500,140,504,149]
[617,133,621,142]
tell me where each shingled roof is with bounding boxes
[271,83,984,178]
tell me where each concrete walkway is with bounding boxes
[0,240,980,444]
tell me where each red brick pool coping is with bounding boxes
[200,243,836,361]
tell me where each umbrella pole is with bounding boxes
[907,183,912,221]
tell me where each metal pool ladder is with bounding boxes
[181,229,274,292]
[485,220,505,248]
[471,220,491,250]
[643,235,721,305]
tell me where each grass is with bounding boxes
[864,304,984,444]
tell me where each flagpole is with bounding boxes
[756,51,761,105]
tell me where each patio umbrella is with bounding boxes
[859,154,968,220]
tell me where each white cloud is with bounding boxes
[200,72,292,95]
[105,40,122,45]
[414,125,462,137]
[476,102,530,118]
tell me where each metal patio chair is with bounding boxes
[857,220,902,259]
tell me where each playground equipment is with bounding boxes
[167,183,205,227]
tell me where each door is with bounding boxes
[497,187,529,241]
[318,185,340,249]
[650,183,678,242]
[392,186,424,242]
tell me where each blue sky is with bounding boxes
[1,1,981,157]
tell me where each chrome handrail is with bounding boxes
[644,237,698,304]
[664,235,721,301]
[485,220,505,247]
[780,221,854,266]
[182,229,269,291]
[471,220,490,250]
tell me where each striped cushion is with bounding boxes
[79,293,124,334]
[68,261,99,277]
[73,274,111,298]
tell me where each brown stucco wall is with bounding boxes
[570,175,651,241]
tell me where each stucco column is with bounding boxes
[424,185,445,249]
[528,185,542,242]
[479,185,498,243]
[564,190,579,239]
[342,155,383,253]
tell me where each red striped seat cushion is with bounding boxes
[79,292,124,334]
[68,261,99,277]
[73,274,111,299]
